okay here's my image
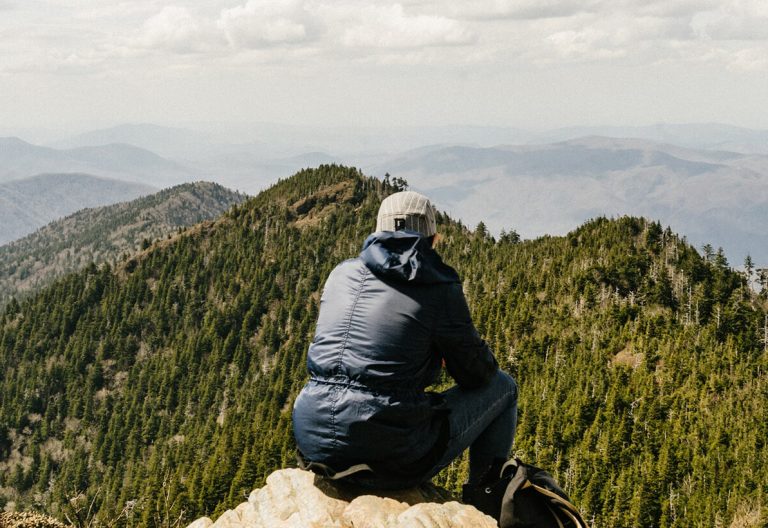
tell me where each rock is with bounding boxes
[342,496,408,527]
[0,512,70,528]
[191,468,496,528]
[185,518,213,528]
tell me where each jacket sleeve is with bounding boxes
[433,282,498,388]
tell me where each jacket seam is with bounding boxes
[335,265,369,375]
[329,265,368,449]
[329,385,340,449]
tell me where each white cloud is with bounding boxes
[134,6,219,54]
[454,0,598,21]
[692,0,768,40]
[73,2,160,22]
[494,12,696,64]
[451,0,717,21]
[10,0,762,69]
[728,46,768,71]
[2,0,768,133]
[544,27,628,61]
[317,2,474,49]
[217,0,313,49]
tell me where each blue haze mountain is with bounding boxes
[0,173,154,244]
[532,123,768,155]
[0,137,197,187]
[49,124,228,161]
[48,126,342,193]
[371,137,768,266]
[32,123,768,264]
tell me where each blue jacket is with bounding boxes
[292,230,498,475]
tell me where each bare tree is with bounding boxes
[153,472,186,528]
[64,487,139,528]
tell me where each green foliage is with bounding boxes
[0,166,766,528]
[0,182,247,307]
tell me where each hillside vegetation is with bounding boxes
[0,182,247,307]
[0,173,154,245]
[0,166,766,528]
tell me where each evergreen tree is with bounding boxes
[0,166,766,528]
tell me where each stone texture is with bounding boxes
[185,517,213,528]
[342,496,408,527]
[0,512,70,528]
[190,468,496,528]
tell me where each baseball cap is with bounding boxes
[375,191,437,237]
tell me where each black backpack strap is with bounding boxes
[526,482,588,528]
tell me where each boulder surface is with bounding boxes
[185,468,497,528]
[0,512,69,528]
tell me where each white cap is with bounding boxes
[375,191,437,237]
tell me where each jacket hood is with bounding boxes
[360,230,460,284]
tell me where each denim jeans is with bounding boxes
[344,369,518,489]
[426,369,518,484]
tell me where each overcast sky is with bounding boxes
[1,0,767,134]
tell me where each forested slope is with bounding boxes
[0,165,766,528]
[0,182,247,306]
[0,173,154,245]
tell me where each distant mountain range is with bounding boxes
[0,173,154,244]
[47,125,343,192]
[0,137,197,187]
[47,121,768,158]
[0,181,247,305]
[5,122,768,264]
[529,123,768,155]
[372,136,768,266]
[50,124,228,161]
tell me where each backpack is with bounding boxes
[463,458,587,528]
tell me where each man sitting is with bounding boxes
[292,190,518,493]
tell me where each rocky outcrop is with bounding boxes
[0,512,69,528]
[186,468,496,528]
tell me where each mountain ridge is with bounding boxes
[372,138,768,265]
[0,137,197,187]
[0,173,155,244]
[0,165,765,528]
[0,181,247,306]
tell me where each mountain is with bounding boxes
[0,137,197,187]
[53,122,533,160]
[50,124,227,161]
[371,137,768,266]
[532,123,768,155]
[0,173,155,244]
[47,125,345,194]
[0,166,766,528]
[0,181,247,306]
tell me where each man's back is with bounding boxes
[293,191,515,508]
[308,256,445,389]
[293,231,497,475]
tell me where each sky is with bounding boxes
[1,0,768,134]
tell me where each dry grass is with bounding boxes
[729,501,767,528]
[611,344,644,369]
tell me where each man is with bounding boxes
[292,190,518,493]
